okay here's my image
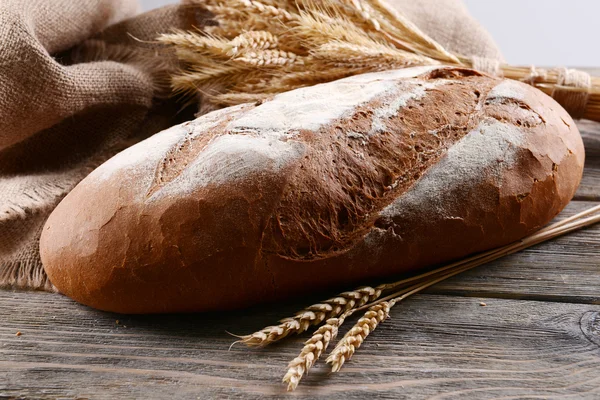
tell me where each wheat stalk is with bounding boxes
[230,31,278,51]
[326,302,390,372]
[239,286,381,346]
[233,49,304,66]
[312,41,435,67]
[282,312,350,391]
[231,0,298,22]
[339,0,382,32]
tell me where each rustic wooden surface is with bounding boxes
[2,122,600,399]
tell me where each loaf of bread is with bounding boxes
[40,66,585,314]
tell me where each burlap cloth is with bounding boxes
[0,0,504,292]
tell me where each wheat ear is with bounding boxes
[240,287,381,346]
[233,49,304,66]
[232,0,298,22]
[282,312,351,391]
[326,302,390,372]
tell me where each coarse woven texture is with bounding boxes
[0,0,504,292]
[388,0,505,63]
[0,0,205,291]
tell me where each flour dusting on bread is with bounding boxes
[230,66,439,133]
[486,80,527,103]
[90,105,247,185]
[89,124,187,185]
[370,80,446,135]
[378,118,524,220]
[149,67,447,199]
[154,133,305,200]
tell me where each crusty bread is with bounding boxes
[39,66,585,314]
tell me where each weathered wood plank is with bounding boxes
[1,291,599,399]
[574,120,600,200]
[576,162,600,201]
[427,200,600,303]
[579,119,600,157]
[575,120,600,200]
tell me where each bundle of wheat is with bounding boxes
[232,205,600,391]
[159,0,599,121]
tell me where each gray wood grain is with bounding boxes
[1,291,600,399]
[574,120,600,201]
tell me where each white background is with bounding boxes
[139,0,599,67]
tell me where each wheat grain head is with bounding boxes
[240,287,381,347]
[282,313,349,391]
[326,301,391,372]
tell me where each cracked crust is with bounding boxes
[40,67,585,314]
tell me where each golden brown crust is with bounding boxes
[40,67,585,313]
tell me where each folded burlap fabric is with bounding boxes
[0,0,504,292]
[389,0,505,63]
[0,0,205,291]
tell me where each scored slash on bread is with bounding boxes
[39,66,584,314]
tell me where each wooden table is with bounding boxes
[2,123,600,399]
